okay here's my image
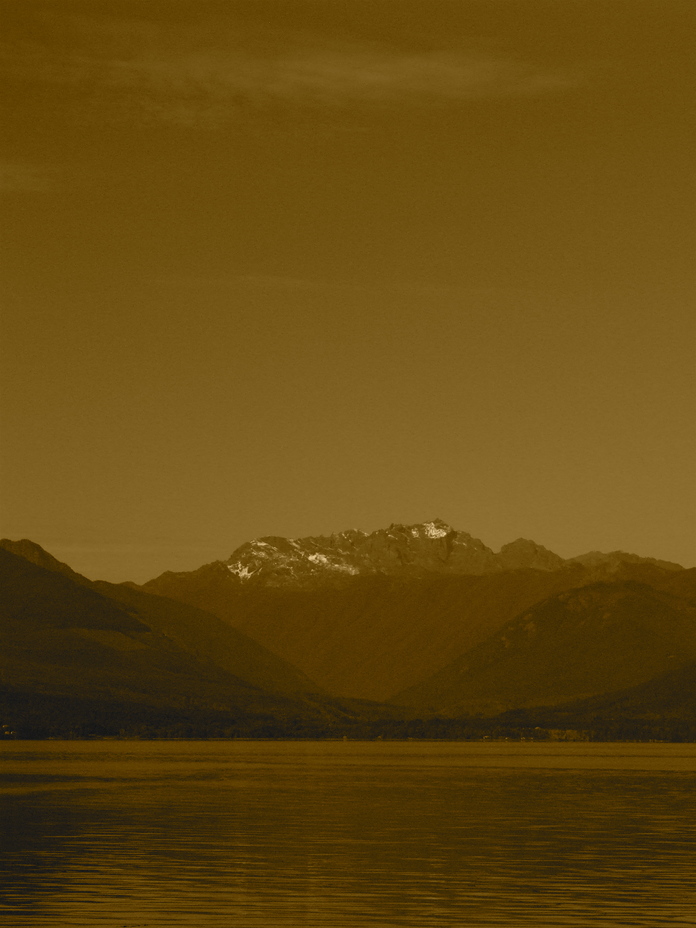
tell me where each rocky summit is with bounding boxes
[223,519,566,588]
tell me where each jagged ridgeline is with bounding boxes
[1,523,695,740]
[224,519,568,585]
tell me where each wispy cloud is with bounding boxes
[110,45,577,106]
[1,10,582,125]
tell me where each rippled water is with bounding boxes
[2,741,696,927]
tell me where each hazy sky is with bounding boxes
[1,0,694,581]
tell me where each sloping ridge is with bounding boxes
[550,661,696,723]
[0,543,325,714]
[391,581,696,716]
[95,580,322,698]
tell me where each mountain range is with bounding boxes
[141,520,688,703]
[1,521,694,739]
[173,519,681,589]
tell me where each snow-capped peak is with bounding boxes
[220,519,568,589]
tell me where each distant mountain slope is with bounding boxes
[559,661,696,722]
[0,547,280,714]
[491,661,696,741]
[0,538,90,584]
[0,539,323,700]
[94,580,322,698]
[391,581,696,715]
[646,567,696,602]
[566,550,684,573]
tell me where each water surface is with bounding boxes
[2,741,696,927]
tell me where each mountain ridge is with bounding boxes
[0,544,325,704]
[2,532,696,739]
[146,520,683,593]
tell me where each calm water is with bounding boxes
[2,741,696,927]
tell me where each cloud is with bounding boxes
[106,38,578,106]
[0,10,582,125]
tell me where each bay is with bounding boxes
[1,741,696,927]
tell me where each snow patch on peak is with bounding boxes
[227,562,257,580]
[423,520,450,539]
[334,562,360,575]
[307,552,359,574]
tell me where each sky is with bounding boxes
[1,0,694,582]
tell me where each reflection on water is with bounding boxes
[1,741,696,927]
